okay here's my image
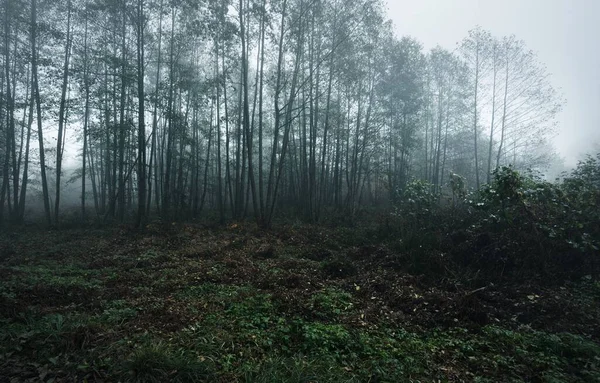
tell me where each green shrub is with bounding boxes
[385,154,600,282]
[460,158,600,280]
[394,179,439,219]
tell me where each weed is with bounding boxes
[101,300,138,324]
[301,322,351,355]
[7,263,103,292]
[308,288,354,319]
[244,357,356,383]
[124,342,213,382]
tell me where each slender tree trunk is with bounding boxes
[31,0,51,226]
[117,1,128,221]
[215,39,224,223]
[1,1,14,226]
[136,0,146,227]
[317,24,335,221]
[497,44,510,169]
[163,8,176,218]
[267,2,303,225]
[54,0,73,225]
[9,18,18,221]
[487,44,498,183]
[222,43,234,215]
[87,141,100,216]
[440,90,451,189]
[473,41,481,188]
[81,2,90,222]
[199,99,215,214]
[17,67,33,223]
[265,0,287,224]
[433,87,443,188]
[147,0,163,215]
[254,0,266,221]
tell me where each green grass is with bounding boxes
[124,343,213,382]
[5,263,105,291]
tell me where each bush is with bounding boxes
[394,179,439,219]
[457,159,600,281]
[386,155,600,283]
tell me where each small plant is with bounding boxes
[225,293,276,331]
[243,357,349,383]
[125,343,213,383]
[301,323,351,355]
[449,171,467,203]
[101,300,138,324]
[308,288,354,319]
[395,179,439,218]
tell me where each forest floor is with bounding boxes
[0,223,599,382]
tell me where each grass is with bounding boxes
[125,343,213,382]
[0,224,599,382]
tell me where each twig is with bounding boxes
[465,286,487,296]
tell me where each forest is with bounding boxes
[0,0,599,382]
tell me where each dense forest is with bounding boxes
[2,0,600,382]
[0,0,563,227]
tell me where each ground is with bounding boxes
[0,223,599,382]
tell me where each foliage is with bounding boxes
[446,158,600,280]
[101,300,138,324]
[125,343,213,383]
[395,179,439,218]
[449,171,467,201]
[308,288,354,320]
[243,357,354,383]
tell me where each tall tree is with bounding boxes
[54,0,73,225]
[135,0,146,227]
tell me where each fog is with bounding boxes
[386,0,600,168]
[1,0,598,225]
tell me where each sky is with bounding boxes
[385,0,600,168]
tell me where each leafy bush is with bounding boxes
[387,180,442,251]
[452,158,600,281]
[384,155,600,282]
[394,179,439,219]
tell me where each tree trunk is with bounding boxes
[473,40,481,188]
[31,0,52,226]
[136,0,147,227]
[54,0,73,225]
[497,43,510,169]
[147,0,163,215]
[487,43,498,183]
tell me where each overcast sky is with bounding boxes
[386,0,600,168]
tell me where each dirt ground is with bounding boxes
[1,223,599,382]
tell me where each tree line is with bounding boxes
[0,0,563,227]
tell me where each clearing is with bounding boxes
[1,223,599,382]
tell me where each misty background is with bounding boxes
[387,0,600,169]
[57,0,599,175]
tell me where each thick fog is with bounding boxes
[387,0,600,168]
